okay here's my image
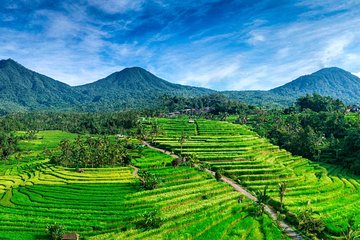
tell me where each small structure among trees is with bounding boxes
[347,104,360,112]
[62,233,80,240]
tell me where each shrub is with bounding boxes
[137,210,163,229]
[214,169,224,181]
[296,207,325,238]
[138,170,160,190]
[46,223,64,240]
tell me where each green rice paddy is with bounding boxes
[151,117,360,237]
[0,130,287,239]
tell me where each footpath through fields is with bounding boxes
[143,140,304,240]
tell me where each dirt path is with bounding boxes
[143,141,304,240]
[129,165,139,176]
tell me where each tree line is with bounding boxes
[50,136,136,168]
[160,93,256,115]
[238,94,360,174]
[0,111,143,134]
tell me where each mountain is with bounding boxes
[0,59,88,113]
[75,67,214,108]
[224,67,360,106]
[0,59,359,113]
[270,67,360,103]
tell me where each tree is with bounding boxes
[278,182,287,211]
[138,170,160,190]
[136,121,146,140]
[150,121,161,143]
[137,210,163,229]
[296,93,345,113]
[340,216,360,240]
[178,131,187,155]
[46,223,64,240]
[254,185,270,216]
[0,132,18,163]
[296,206,325,237]
[214,168,224,181]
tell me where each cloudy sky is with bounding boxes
[1,0,360,90]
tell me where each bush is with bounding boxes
[46,223,64,240]
[138,170,160,190]
[214,169,223,181]
[296,207,325,238]
[137,210,163,229]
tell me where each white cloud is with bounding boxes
[247,31,266,45]
[317,36,353,67]
[86,0,144,14]
[353,72,360,78]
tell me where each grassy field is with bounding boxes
[0,130,287,239]
[150,117,360,238]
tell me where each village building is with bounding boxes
[63,233,80,240]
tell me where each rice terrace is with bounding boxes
[0,114,359,240]
[1,1,360,240]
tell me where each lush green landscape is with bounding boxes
[0,130,287,240]
[2,2,360,239]
[0,60,359,240]
[149,117,360,239]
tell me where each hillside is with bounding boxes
[75,67,215,108]
[0,130,286,239]
[149,118,360,238]
[224,67,360,106]
[270,67,360,103]
[0,59,88,113]
[0,59,359,112]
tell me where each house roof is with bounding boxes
[63,233,79,240]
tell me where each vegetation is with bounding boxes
[0,132,18,160]
[50,136,133,168]
[160,93,252,115]
[150,117,360,239]
[0,111,140,134]
[137,210,163,229]
[2,60,359,113]
[296,207,325,238]
[278,182,287,211]
[46,223,64,240]
[0,130,286,239]
[254,185,270,217]
[138,170,160,190]
[241,94,360,174]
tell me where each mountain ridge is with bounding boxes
[0,59,89,113]
[0,59,359,113]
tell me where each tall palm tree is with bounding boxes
[278,182,287,211]
[255,185,270,216]
[178,131,187,155]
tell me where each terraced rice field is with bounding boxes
[0,130,286,239]
[93,148,287,240]
[151,117,360,237]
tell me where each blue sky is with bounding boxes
[1,0,360,90]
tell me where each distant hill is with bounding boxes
[270,67,360,103]
[0,59,88,113]
[75,67,215,109]
[224,67,360,106]
[0,59,359,113]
